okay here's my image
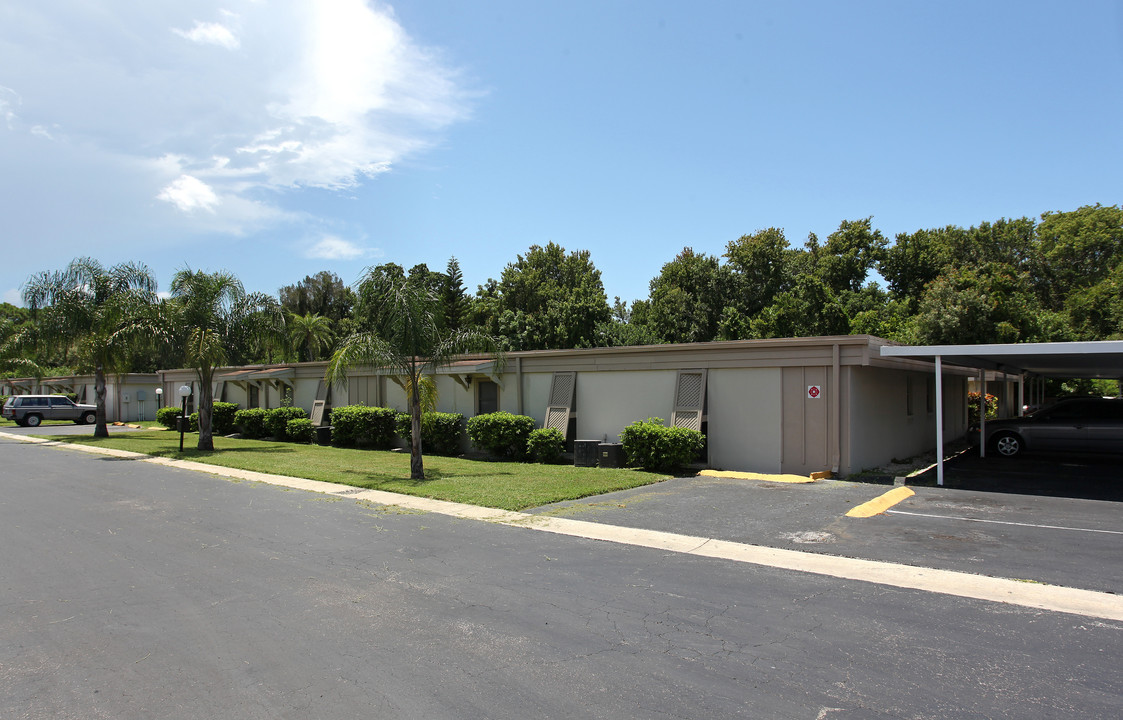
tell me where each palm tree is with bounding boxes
[327,271,503,480]
[288,312,334,362]
[0,318,41,377]
[171,268,284,451]
[22,258,160,437]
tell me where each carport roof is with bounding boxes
[880,340,1123,379]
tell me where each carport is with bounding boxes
[880,341,1123,486]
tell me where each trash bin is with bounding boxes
[314,426,332,446]
[598,442,625,468]
[574,439,600,467]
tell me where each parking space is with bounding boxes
[909,449,1123,502]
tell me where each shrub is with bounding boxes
[466,411,536,459]
[330,405,399,448]
[286,417,315,443]
[967,392,998,420]
[264,406,308,440]
[210,402,240,436]
[189,412,199,432]
[619,417,705,473]
[396,411,466,456]
[234,408,267,439]
[526,427,565,464]
[156,406,181,430]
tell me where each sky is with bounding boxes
[2,1,1123,308]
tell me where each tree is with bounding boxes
[441,257,469,333]
[288,312,334,362]
[1035,204,1123,311]
[171,269,284,451]
[813,218,887,295]
[0,318,40,377]
[327,271,503,480]
[278,271,355,323]
[646,248,735,343]
[909,263,1043,345]
[22,258,160,437]
[477,242,611,350]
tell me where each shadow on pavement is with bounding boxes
[909,450,1123,502]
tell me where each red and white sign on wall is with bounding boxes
[807,385,822,399]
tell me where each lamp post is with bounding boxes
[155,386,163,409]
[178,384,192,452]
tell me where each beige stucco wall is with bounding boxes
[522,372,553,427]
[707,367,783,473]
[569,369,678,443]
[847,366,969,473]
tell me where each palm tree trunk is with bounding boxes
[197,368,214,451]
[410,378,424,480]
[93,364,109,439]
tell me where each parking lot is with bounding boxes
[530,451,1123,594]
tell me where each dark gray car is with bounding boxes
[967,397,1123,457]
[1,395,98,427]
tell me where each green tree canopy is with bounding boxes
[474,242,611,350]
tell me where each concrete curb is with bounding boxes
[7,430,1123,622]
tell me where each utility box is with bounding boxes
[574,439,599,467]
[598,442,625,468]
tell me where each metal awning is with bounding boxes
[881,340,1123,378]
[880,340,1123,486]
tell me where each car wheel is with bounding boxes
[992,431,1022,457]
[24,414,42,428]
[82,411,97,425]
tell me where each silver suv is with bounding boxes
[2,395,98,427]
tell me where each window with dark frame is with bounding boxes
[477,379,499,415]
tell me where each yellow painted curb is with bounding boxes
[698,469,815,484]
[846,486,915,518]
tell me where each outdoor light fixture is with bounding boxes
[154,386,163,409]
[178,384,192,452]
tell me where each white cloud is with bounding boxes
[173,20,240,50]
[0,0,471,227]
[157,175,221,212]
[303,236,374,260]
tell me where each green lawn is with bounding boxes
[45,431,671,511]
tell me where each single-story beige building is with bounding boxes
[150,335,974,476]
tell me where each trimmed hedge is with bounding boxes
[619,417,705,473]
[210,402,239,435]
[264,406,307,440]
[330,405,399,448]
[396,411,466,456]
[156,406,181,430]
[526,427,565,464]
[286,417,315,443]
[466,411,536,459]
[234,408,267,439]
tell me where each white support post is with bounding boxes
[935,355,944,487]
[979,369,986,458]
[1018,376,1025,417]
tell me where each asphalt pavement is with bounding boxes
[3,430,1122,719]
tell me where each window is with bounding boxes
[477,380,499,415]
[49,397,73,407]
[248,385,260,409]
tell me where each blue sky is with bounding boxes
[2,1,1122,308]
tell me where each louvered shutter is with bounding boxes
[543,371,576,439]
[671,369,707,431]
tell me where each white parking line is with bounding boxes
[887,509,1123,535]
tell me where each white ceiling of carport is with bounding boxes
[880,340,1123,379]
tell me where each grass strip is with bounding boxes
[46,431,670,511]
